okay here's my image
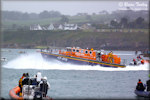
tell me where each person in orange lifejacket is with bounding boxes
[18,73,26,96]
[141,59,145,64]
[136,79,145,91]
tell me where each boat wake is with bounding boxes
[3,53,149,71]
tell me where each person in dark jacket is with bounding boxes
[31,75,38,86]
[22,73,30,85]
[136,79,145,91]
[133,59,137,65]
[97,51,101,61]
[38,77,50,97]
[146,75,150,91]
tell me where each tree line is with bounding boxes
[2,10,149,29]
[2,10,62,20]
[110,17,148,29]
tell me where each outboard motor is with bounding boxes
[22,85,35,99]
[34,87,42,99]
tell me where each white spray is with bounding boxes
[3,53,149,71]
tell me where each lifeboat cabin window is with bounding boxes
[72,49,75,52]
[67,49,71,51]
[89,51,92,54]
[81,50,84,53]
[85,50,88,54]
[76,50,79,52]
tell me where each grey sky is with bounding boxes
[2,0,149,15]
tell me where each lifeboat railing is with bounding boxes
[121,59,127,65]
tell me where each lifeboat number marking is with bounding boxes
[57,56,68,62]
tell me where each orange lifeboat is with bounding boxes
[41,47,126,68]
[9,86,23,100]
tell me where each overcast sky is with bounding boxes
[2,0,149,15]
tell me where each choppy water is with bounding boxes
[1,48,150,99]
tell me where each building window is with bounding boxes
[67,49,71,51]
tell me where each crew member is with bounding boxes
[31,75,38,86]
[136,79,145,91]
[18,73,26,96]
[38,77,50,97]
[108,51,113,63]
[36,72,42,85]
[22,73,30,85]
[97,51,101,61]
[141,59,145,64]
[133,59,137,65]
[146,75,150,91]
[135,51,138,55]
[137,55,142,61]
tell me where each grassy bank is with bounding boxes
[2,30,149,50]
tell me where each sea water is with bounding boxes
[1,48,149,99]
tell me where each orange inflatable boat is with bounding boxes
[9,86,23,100]
[9,85,52,100]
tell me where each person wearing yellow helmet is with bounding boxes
[18,73,26,96]
[108,51,113,63]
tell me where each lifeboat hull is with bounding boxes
[41,52,126,68]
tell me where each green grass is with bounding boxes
[2,30,149,50]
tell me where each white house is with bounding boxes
[30,23,79,31]
[58,24,64,30]
[47,23,55,30]
[42,27,47,30]
[64,23,78,30]
[80,23,94,30]
[30,24,43,30]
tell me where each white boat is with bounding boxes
[1,57,7,61]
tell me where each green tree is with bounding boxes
[22,13,29,20]
[60,15,69,23]
[39,10,50,19]
[135,17,144,28]
[120,17,128,28]
[86,15,93,21]
[110,20,119,28]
